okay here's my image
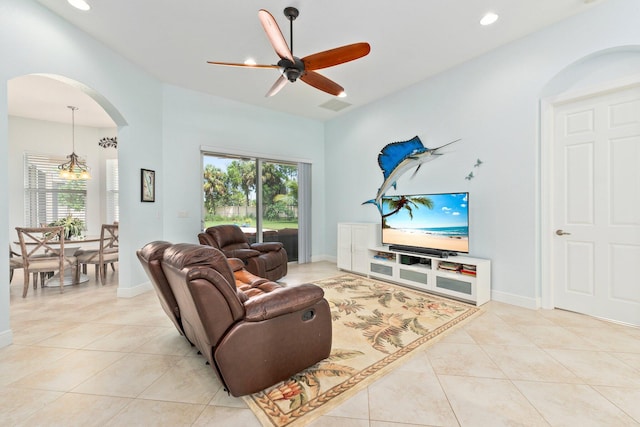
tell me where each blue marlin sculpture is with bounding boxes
[362,135,460,212]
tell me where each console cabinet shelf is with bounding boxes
[368,247,491,306]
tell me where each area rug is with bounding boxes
[243,274,482,427]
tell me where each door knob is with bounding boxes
[555,229,571,236]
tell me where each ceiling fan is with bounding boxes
[207,7,371,97]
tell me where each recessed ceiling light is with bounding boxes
[480,12,499,26]
[244,58,257,66]
[67,0,90,11]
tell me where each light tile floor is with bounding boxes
[2,262,639,426]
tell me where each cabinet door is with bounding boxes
[336,223,353,270]
[351,224,375,274]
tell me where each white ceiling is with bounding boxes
[11,0,606,126]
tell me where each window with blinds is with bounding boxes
[24,153,87,227]
[106,158,119,223]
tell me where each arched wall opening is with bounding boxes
[541,45,640,99]
[5,73,127,342]
[8,72,125,230]
[538,45,640,309]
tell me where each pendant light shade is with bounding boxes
[58,106,91,180]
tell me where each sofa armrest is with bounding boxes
[244,283,325,321]
[250,242,284,253]
[227,258,245,272]
[224,248,261,260]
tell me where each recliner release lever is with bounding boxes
[302,309,315,321]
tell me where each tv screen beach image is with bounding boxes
[382,193,469,253]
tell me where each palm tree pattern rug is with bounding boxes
[243,274,482,427]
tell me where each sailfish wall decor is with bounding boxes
[362,135,459,212]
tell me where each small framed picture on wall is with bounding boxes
[141,168,155,202]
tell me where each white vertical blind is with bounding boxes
[24,153,87,227]
[298,162,312,263]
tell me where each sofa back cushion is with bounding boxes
[200,225,250,251]
[161,243,245,359]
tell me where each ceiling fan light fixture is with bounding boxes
[244,58,257,66]
[338,91,347,98]
[207,7,370,98]
[480,12,499,26]
[67,0,91,11]
[284,68,301,82]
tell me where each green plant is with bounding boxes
[49,215,85,239]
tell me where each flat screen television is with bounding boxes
[381,192,469,255]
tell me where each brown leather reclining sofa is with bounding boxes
[137,241,332,397]
[198,224,288,281]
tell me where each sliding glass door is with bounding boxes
[202,153,305,262]
[203,155,257,230]
[261,160,299,261]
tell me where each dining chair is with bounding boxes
[11,243,46,287]
[15,226,78,297]
[9,244,24,283]
[76,224,119,285]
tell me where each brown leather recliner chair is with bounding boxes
[136,241,187,341]
[161,243,332,396]
[198,224,288,281]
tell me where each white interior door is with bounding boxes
[552,85,640,326]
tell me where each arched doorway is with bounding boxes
[7,74,123,299]
[540,47,640,326]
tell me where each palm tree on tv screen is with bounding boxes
[381,195,434,228]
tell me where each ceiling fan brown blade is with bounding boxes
[258,9,294,62]
[207,61,279,69]
[302,42,370,71]
[300,71,344,96]
[265,75,288,97]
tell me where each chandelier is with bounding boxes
[58,106,91,180]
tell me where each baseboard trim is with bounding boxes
[117,281,152,298]
[491,289,540,310]
[0,329,14,348]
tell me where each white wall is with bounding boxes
[0,0,164,346]
[8,116,117,238]
[161,85,326,257]
[324,0,640,308]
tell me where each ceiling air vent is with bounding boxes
[319,99,352,112]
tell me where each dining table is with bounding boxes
[14,236,102,286]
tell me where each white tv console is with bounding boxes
[367,246,491,306]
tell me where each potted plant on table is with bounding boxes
[49,215,85,240]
